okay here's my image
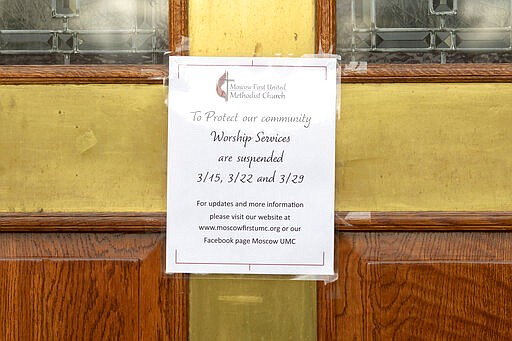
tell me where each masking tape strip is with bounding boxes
[338,211,372,227]
[345,61,368,73]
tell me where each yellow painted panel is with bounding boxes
[187,4,316,337]
[188,0,315,57]
[0,84,167,212]
[337,83,512,211]
[4,83,512,213]
[189,278,316,340]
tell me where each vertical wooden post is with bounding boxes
[316,0,336,54]
[169,0,189,55]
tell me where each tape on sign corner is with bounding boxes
[323,272,338,284]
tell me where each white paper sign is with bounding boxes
[166,57,336,275]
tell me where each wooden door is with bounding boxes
[0,62,189,341]
[0,215,186,340]
[319,219,512,340]
[314,1,512,337]
[0,1,190,339]
[4,1,512,339]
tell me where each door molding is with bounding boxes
[3,211,512,232]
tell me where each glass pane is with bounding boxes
[0,0,168,64]
[337,0,512,63]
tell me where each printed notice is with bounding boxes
[166,57,336,275]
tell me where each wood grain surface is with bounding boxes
[0,261,42,340]
[318,232,512,340]
[42,260,139,340]
[2,59,512,85]
[0,65,167,84]
[0,212,166,232]
[316,0,336,54]
[0,233,187,340]
[336,211,512,231]
[340,64,512,83]
[4,212,512,232]
[169,0,189,55]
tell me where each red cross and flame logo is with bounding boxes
[216,70,233,102]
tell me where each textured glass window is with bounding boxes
[337,0,512,63]
[0,0,169,64]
